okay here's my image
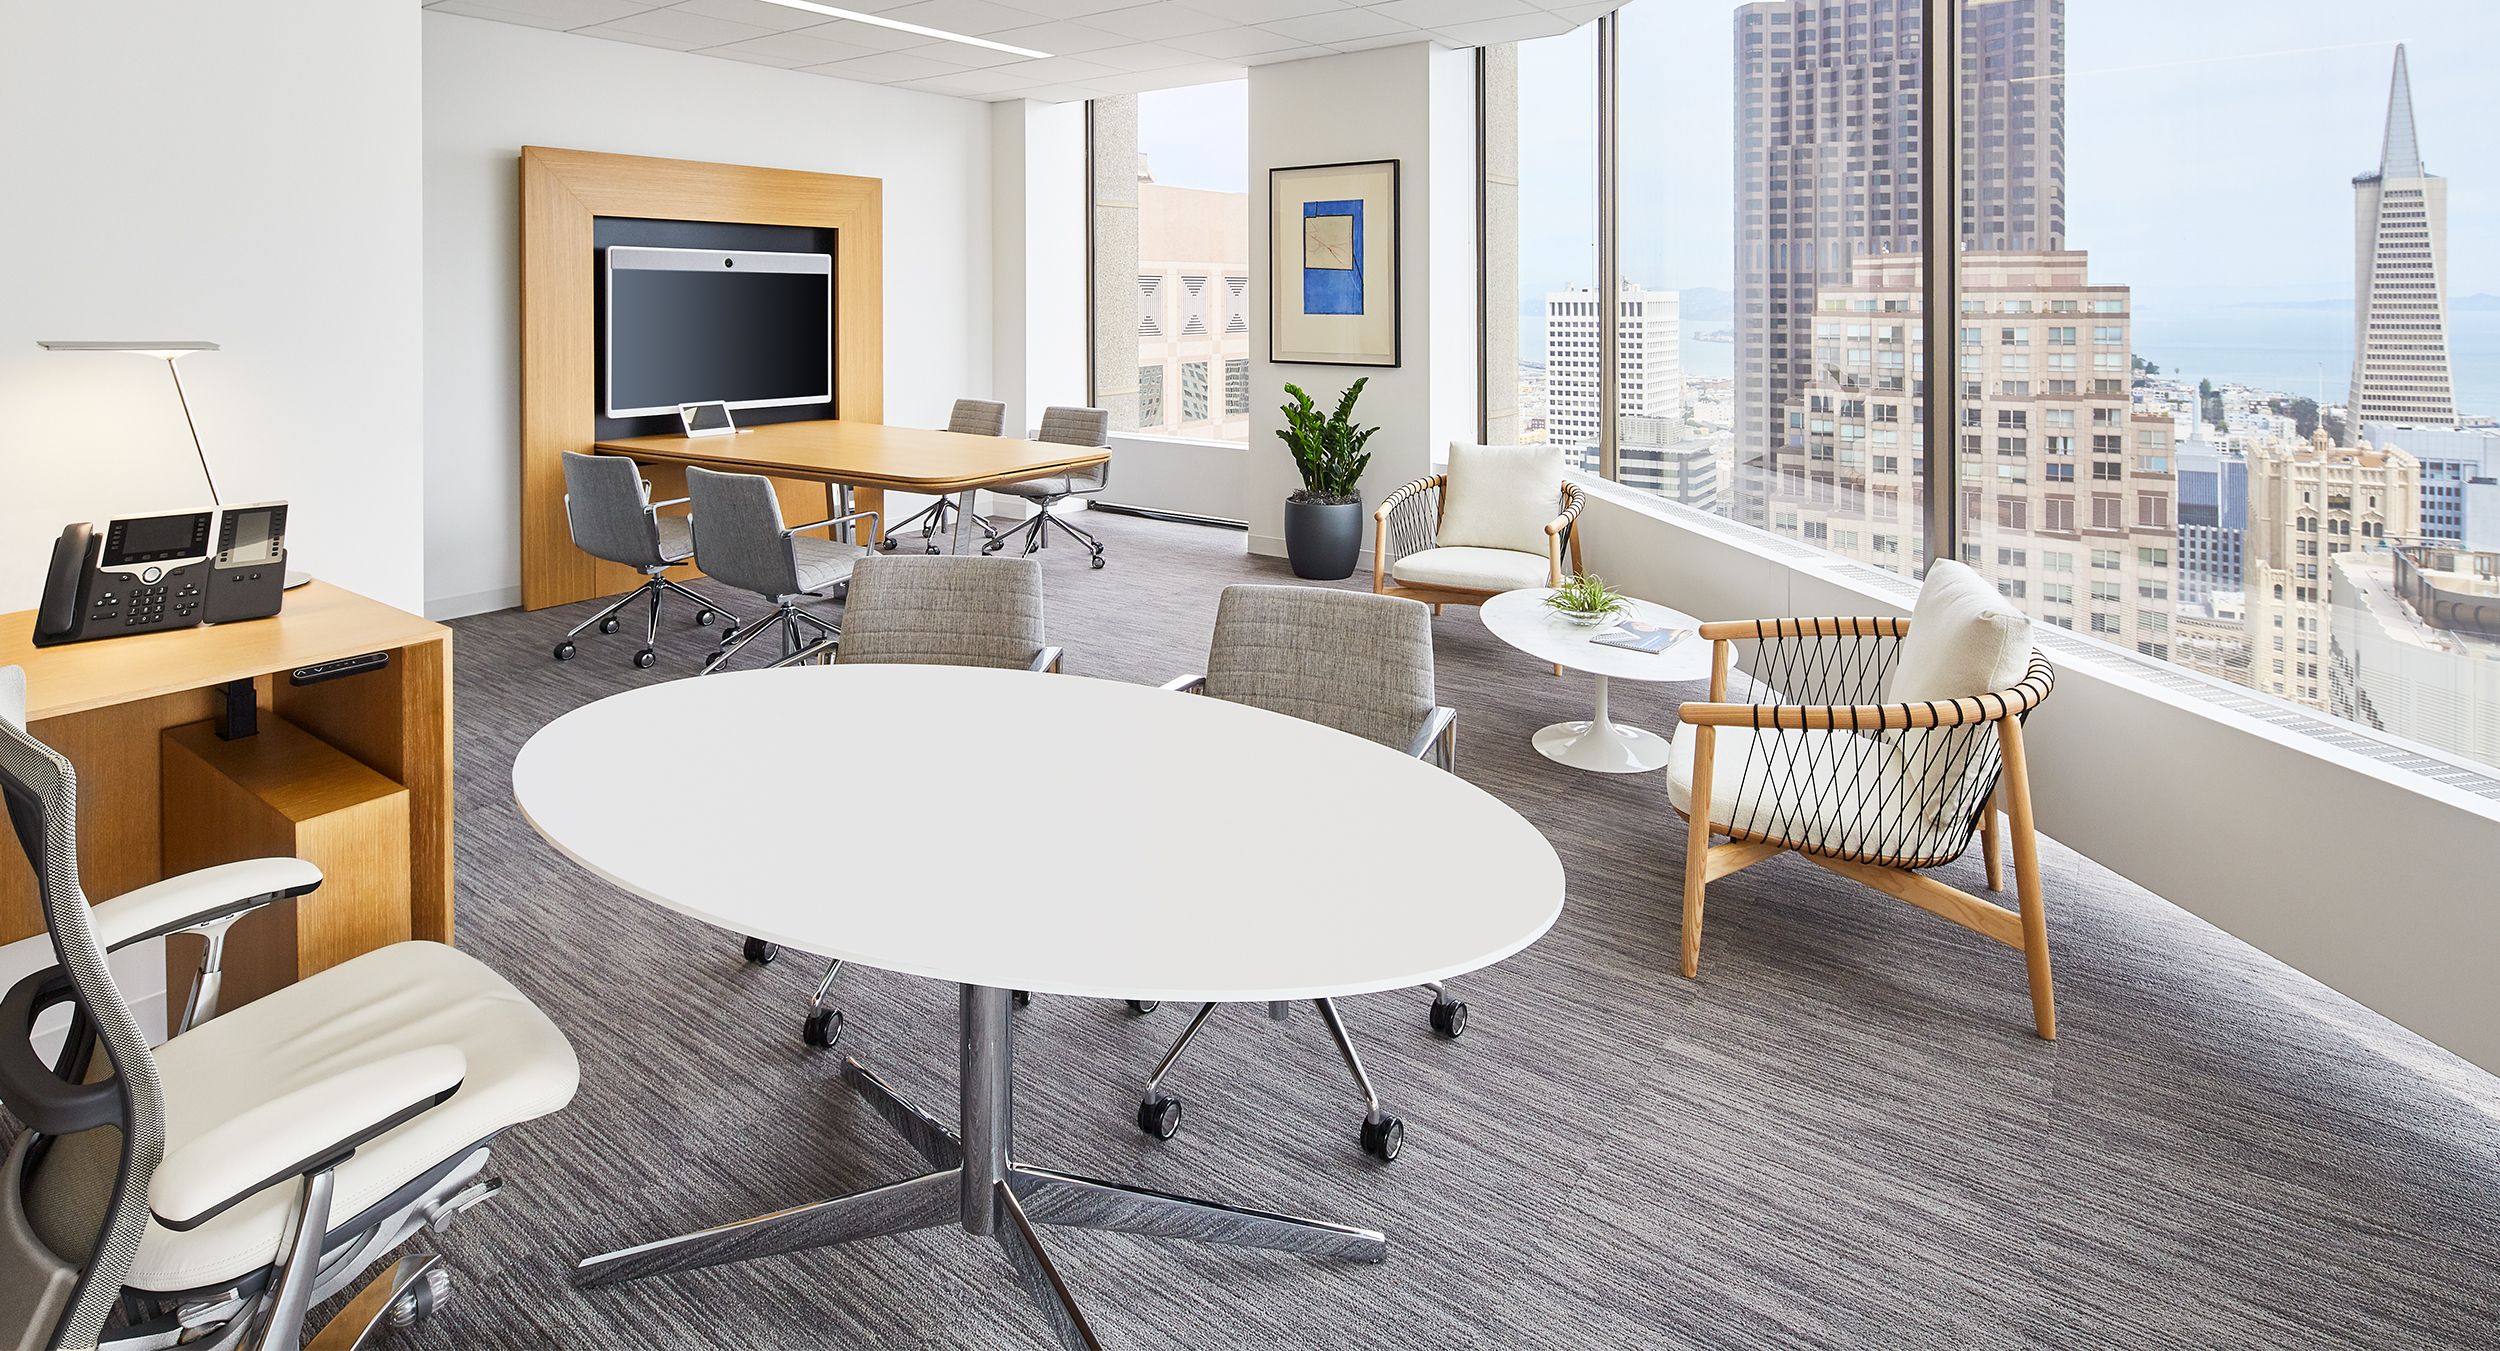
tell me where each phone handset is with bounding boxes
[35,524,95,642]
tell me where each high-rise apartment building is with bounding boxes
[1620,414,1719,510]
[2362,422,2497,544]
[1134,160,1250,443]
[2348,45,2458,429]
[2176,442,2249,611]
[1770,250,2177,656]
[2245,430,2420,709]
[1732,0,2065,525]
[2330,542,2500,770]
[1543,283,1679,476]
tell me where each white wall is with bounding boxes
[421,13,997,617]
[1245,44,1479,558]
[1573,479,2500,1076]
[0,1,426,614]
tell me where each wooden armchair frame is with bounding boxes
[1371,475,1587,609]
[1672,617,2060,1039]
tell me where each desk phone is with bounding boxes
[33,502,289,647]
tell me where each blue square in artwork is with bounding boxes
[1302,199,1364,316]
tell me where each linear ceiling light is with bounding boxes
[752,0,1051,60]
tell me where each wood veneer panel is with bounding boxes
[521,146,886,609]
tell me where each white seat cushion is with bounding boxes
[1435,444,1565,554]
[1668,724,1931,860]
[122,941,578,1292]
[1389,546,1552,595]
[790,535,863,595]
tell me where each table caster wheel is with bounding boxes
[633,648,657,670]
[1429,999,1469,1039]
[719,624,740,645]
[552,641,577,662]
[1089,552,1106,570]
[803,1008,843,1048]
[925,544,942,555]
[1360,1113,1404,1161]
[702,651,728,674]
[1013,989,1032,1008]
[1137,1093,1182,1141]
[877,537,899,552]
[696,607,718,626]
[599,615,621,635]
[981,540,1003,556]
[743,937,780,965]
[1126,1000,1159,1015]
[387,1267,450,1330]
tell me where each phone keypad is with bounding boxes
[89,579,201,629]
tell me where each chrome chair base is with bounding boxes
[552,572,732,669]
[700,598,839,674]
[573,986,1384,1349]
[880,495,990,554]
[983,502,1105,569]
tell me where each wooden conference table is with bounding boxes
[594,419,1112,555]
[514,665,1565,1348]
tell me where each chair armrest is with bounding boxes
[795,505,895,537]
[1693,617,1910,642]
[151,1045,466,1233]
[1675,668,2051,731]
[0,968,117,1134]
[1404,706,1458,764]
[1161,674,1207,694]
[1545,481,1586,538]
[92,858,323,952]
[1372,474,1444,521]
[648,496,690,511]
[1028,647,1065,674]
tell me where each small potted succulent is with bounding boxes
[1276,378,1377,580]
[1544,572,1631,627]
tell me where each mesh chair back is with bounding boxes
[1203,586,1436,752]
[562,452,668,568]
[1037,406,1111,492]
[836,556,1046,669]
[0,668,165,1351]
[685,467,800,600]
[947,399,1008,437]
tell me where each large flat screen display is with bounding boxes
[605,245,833,419]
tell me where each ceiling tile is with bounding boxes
[1075,40,1198,71]
[578,7,778,46]
[1240,43,1339,66]
[1258,6,1418,44]
[995,53,1118,81]
[1423,12,1573,45]
[423,0,655,31]
[1162,25,1304,60]
[1322,30,1429,52]
[788,16,951,51]
[986,0,1142,17]
[700,28,882,65]
[1369,0,1533,27]
[896,65,1043,95]
[665,0,830,31]
[874,0,1041,36]
[1084,3,1231,42]
[805,47,969,81]
[981,19,1127,55]
[1169,0,1341,22]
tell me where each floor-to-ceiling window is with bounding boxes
[1508,23,1599,464]
[1094,81,1250,445]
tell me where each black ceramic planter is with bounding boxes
[1283,497,1365,580]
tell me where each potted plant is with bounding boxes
[1544,572,1631,627]
[1276,378,1377,580]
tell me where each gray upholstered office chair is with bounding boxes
[555,450,735,669]
[982,405,1112,569]
[880,398,1007,554]
[1140,585,1462,1162]
[0,666,579,1351]
[739,555,1065,1048]
[684,465,878,674]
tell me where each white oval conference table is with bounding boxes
[513,664,1565,1349]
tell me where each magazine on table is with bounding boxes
[1589,619,1689,654]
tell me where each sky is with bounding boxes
[1138,2,2500,315]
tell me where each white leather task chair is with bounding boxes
[0,665,579,1351]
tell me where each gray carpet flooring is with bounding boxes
[32,508,2500,1348]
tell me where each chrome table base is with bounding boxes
[574,985,1387,1349]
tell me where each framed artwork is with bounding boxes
[1269,159,1400,367]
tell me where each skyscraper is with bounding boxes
[2348,45,2459,429]
[2245,430,2420,709]
[1731,0,2065,526]
[1543,282,1679,476]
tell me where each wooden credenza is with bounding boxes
[0,581,451,1010]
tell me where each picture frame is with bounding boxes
[1269,159,1400,367]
